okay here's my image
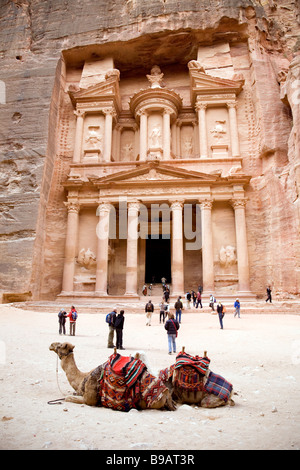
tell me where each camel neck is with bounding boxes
[60,353,87,392]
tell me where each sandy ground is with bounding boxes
[0,302,300,451]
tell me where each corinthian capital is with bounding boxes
[64,201,80,214]
[230,198,247,209]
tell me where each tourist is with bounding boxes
[186,291,191,309]
[107,308,117,348]
[142,284,147,296]
[266,286,272,303]
[217,302,225,329]
[115,310,125,350]
[234,298,241,318]
[145,299,154,326]
[165,313,180,355]
[196,290,202,309]
[174,296,183,323]
[68,305,78,336]
[58,308,67,335]
[159,299,166,324]
[164,287,170,303]
[192,290,197,308]
[209,294,216,311]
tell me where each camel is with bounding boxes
[49,342,176,410]
[159,348,235,408]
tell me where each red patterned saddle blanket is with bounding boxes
[99,353,167,411]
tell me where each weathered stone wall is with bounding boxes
[0,0,299,300]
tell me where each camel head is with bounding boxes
[49,342,75,360]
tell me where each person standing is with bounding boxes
[107,308,117,348]
[58,309,67,335]
[165,313,180,355]
[174,296,183,323]
[209,294,215,311]
[217,302,225,329]
[145,299,154,326]
[196,290,203,309]
[234,298,241,318]
[266,286,272,303]
[159,299,166,324]
[115,310,125,350]
[68,305,77,336]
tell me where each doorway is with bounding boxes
[145,236,171,284]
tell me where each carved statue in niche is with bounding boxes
[219,245,236,268]
[146,65,164,89]
[210,120,227,142]
[77,248,97,270]
[85,126,102,150]
[122,143,133,160]
[149,125,162,148]
[183,137,193,157]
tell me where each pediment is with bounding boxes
[68,72,121,111]
[89,162,219,186]
[189,70,244,105]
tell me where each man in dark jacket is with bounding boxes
[115,310,125,350]
[174,296,183,323]
[145,300,154,326]
[165,313,180,355]
[107,308,117,348]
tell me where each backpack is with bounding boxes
[71,310,78,320]
[146,302,152,312]
[106,313,111,324]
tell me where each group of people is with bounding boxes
[58,306,78,336]
[57,286,271,355]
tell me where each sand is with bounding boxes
[0,302,299,451]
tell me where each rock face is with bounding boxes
[0,0,299,301]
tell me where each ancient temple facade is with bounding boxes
[56,52,256,301]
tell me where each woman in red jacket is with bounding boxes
[68,306,77,336]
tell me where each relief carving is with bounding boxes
[77,248,97,269]
[219,245,237,268]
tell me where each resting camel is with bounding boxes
[49,342,176,410]
[159,348,235,408]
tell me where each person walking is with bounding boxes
[115,310,125,350]
[174,296,183,323]
[209,294,216,311]
[186,291,191,309]
[145,299,154,326]
[266,286,272,303]
[58,309,67,335]
[68,306,77,336]
[217,302,225,329]
[106,308,117,348]
[159,299,167,324]
[165,313,180,355]
[234,298,241,318]
[196,290,203,309]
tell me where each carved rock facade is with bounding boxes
[0,0,299,301]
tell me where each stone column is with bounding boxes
[200,199,214,292]
[139,111,148,161]
[231,198,250,292]
[171,201,184,296]
[61,202,80,293]
[103,109,114,162]
[163,110,171,160]
[227,102,240,157]
[95,202,111,296]
[196,102,208,158]
[73,110,85,163]
[125,201,140,296]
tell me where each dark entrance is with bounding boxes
[145,236,171,284]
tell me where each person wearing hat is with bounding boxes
[107,308,117,348]
[234,298,241,318]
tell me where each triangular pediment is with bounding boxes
[189,70,244,105]
[68,73,121,111]
[89,162,219,186]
